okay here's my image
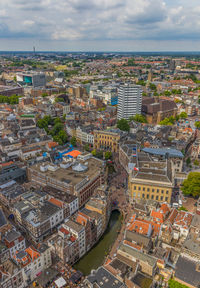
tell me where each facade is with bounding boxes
[128,153,173,204]
[0,164,26,185]
[94,129,120,153]
[48,226,79,265]
[64,219,86,258]
[27,157,105,207]
[142,98,178,124]
[117,84,142,120]
[16,72,46,88]
[3,230,26,258]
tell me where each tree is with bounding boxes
[164,90,172,96]
[179,112,188,119]
[159,116,175,126]
[42,92,48,97]
[129,114,147,123]
[186,157,191,166]
[182,172,200,197]
[51,123,64,136]
[105,151,112,160]
[70,136,77,146]
[117,119,130,132]
[194,159,199,166]
[149,83,157,91]
[58,130,68,144]
[55,97,64,103]
[91,149,97,156]
[195,121,200,129]
[84,144,90,152]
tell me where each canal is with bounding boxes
[74,210,122,275]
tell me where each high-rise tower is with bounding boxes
[117,84,142,120]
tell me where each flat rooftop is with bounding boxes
[30,158,103,187]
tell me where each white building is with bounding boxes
[3,230,26,258]
[117,84,142,120]
[64,219,86,258]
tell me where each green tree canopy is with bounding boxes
[91,149,97,156]
[159,116,175,126]
[70,136,77,146]
[194,159,199,166]
[179,112,188,119]
[105,151,112,160]
[117,119,130,132]
[182,172,200,197]
[195,121,200,129]
[129,114,147,123]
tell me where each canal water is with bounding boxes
[74,210,122,275]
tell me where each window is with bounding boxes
[143,187,145,191]
[157,189,159,193]
[137,193,140,198]
[160,196,163,201]
[161,190,164,194]
[156,196,159,200]
[142,193,145,198]
[165,197,168,201]
[151,195,154,200]
[147,188,150,192]
[146,194,149,199]
[138,187,141,191]
[134,186,136,190]
[152,189,155,192]
[166,190,169,194]
[133,192,136,197]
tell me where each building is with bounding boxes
[3,229,26,258]
[142,98,177,124]
[0,86,24,97]
[12,245,51,285]
[0,163,26,185]
[64,219,86,258]
[16,72,46,88]
[94,129,121,153]
[128,152,173,204]
[174,256,200,288]
[117,84,142,120]
[48,225,79,265]
[27,157,105,207]
[85,266,125,288]
[12,196,67,243]
[117,243,157,276]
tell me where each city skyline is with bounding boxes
[0,0,200,51]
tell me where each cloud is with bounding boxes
[0,0,200,50]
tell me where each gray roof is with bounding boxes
[87,267,125,288]
[142,147,183,158]
[183,233,200,255]
[65,219,83,233]
[118,244,157,267]
[175,256,200,287]
[0,208,7,227]
[4,230,21,243]
[191,214,200,229]
[125,230,151,248]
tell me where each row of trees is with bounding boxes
[0,94,20,104]
[159,112,188,126]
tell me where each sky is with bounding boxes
[0,0,200,51]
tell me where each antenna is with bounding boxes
[33,46,36,55]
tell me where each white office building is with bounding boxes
[117,84,142,120]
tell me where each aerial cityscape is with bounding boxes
[0,1,200,288]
